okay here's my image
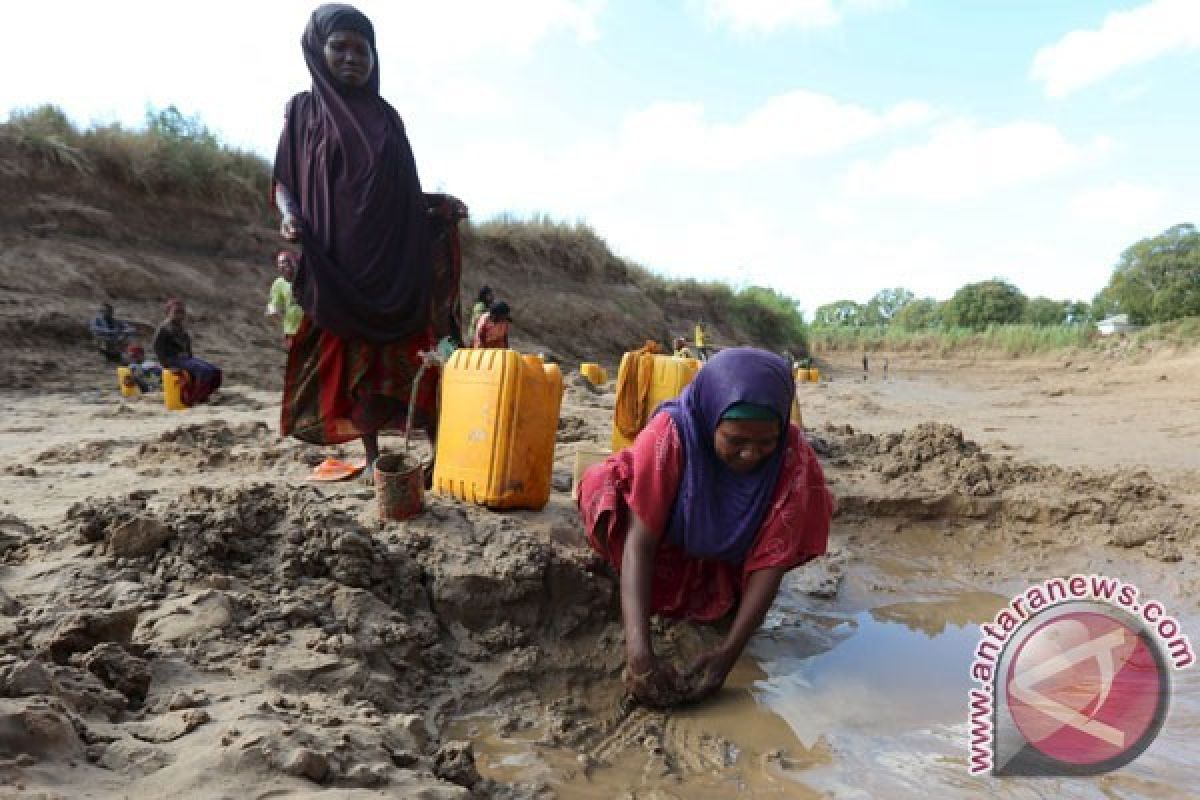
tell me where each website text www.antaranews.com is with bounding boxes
[967,574,1194,775]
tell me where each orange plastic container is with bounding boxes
[610,354,701,451]
[163,369,188,411]
[116,367,139,397]
[433,349,563,510]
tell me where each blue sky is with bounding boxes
[3,0,1197,316]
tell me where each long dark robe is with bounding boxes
[272,4,432,343]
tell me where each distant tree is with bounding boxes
[1091,289,1119,321]
[729,286,809,348]
[145,105,216,145]
[813,300,866,328]
[943,279,1027,330]
[1098,223,1200,324]
[1023,296,1067,327]
[1064,300,1093,325]
[864,287,916,326]
[891,297,940,331]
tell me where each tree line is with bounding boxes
[813,223,1200,331]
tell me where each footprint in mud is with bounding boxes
[34,439,124,465]
[92,404,151,420]
[120,420,291,472]
[0,513,35,555]
[566,703,742,788]
[556,414,593,444]
[206,391,265,411]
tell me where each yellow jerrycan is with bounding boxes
[434,349,563,510]
[163,369,188,411]
[116,367,139,397]
[581,362,607,386]
[611,353,701,451]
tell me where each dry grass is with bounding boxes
[1,104,268,210]
[811,324,1098,358]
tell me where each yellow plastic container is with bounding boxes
[581,362,608,386]
[611,354,701,451]
[116,367,139,398]
[434,349,563,510]
[794,367,820,384]
[163,369,188,411]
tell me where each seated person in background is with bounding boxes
[123,344,162,392]
[473,301,511,349]
[267,250,304,347]
[90,303,135,362]
[153,298,222,405]
[673,336,695,359]
[577,348,833,708]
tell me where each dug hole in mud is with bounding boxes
[1,378,1197,799]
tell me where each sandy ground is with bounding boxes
[1,347,1197,799]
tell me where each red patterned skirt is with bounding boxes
[280,317,438,444]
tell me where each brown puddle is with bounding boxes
[450,550,1200,799]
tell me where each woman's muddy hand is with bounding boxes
[625,654,683,708]
[684,647,736,701]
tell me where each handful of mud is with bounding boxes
[620,661,703,711]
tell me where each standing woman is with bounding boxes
[577,348,833,707]
[273,4,443,474]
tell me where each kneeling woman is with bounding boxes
[577,348,833,706]
[153,299,223,406]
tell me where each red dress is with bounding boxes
[577,413,833,621]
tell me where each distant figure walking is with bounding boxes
[883,358,889,381]
[862,351,869,381]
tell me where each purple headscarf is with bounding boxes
[658,348,795,563]
[272,4,432,343]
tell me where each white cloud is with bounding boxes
[1032,0,1200,98]
[0,1,601,155]
[845,121,1112,203]
[381,0,605,64]
[618,94,931,171]
[1068,183,1165,226]
[434,91,931,216]
[699,0,903,35]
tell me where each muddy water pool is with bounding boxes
[453,548,1200,798]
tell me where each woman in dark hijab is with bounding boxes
[273,4,466,472]
[577,348,834,707]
